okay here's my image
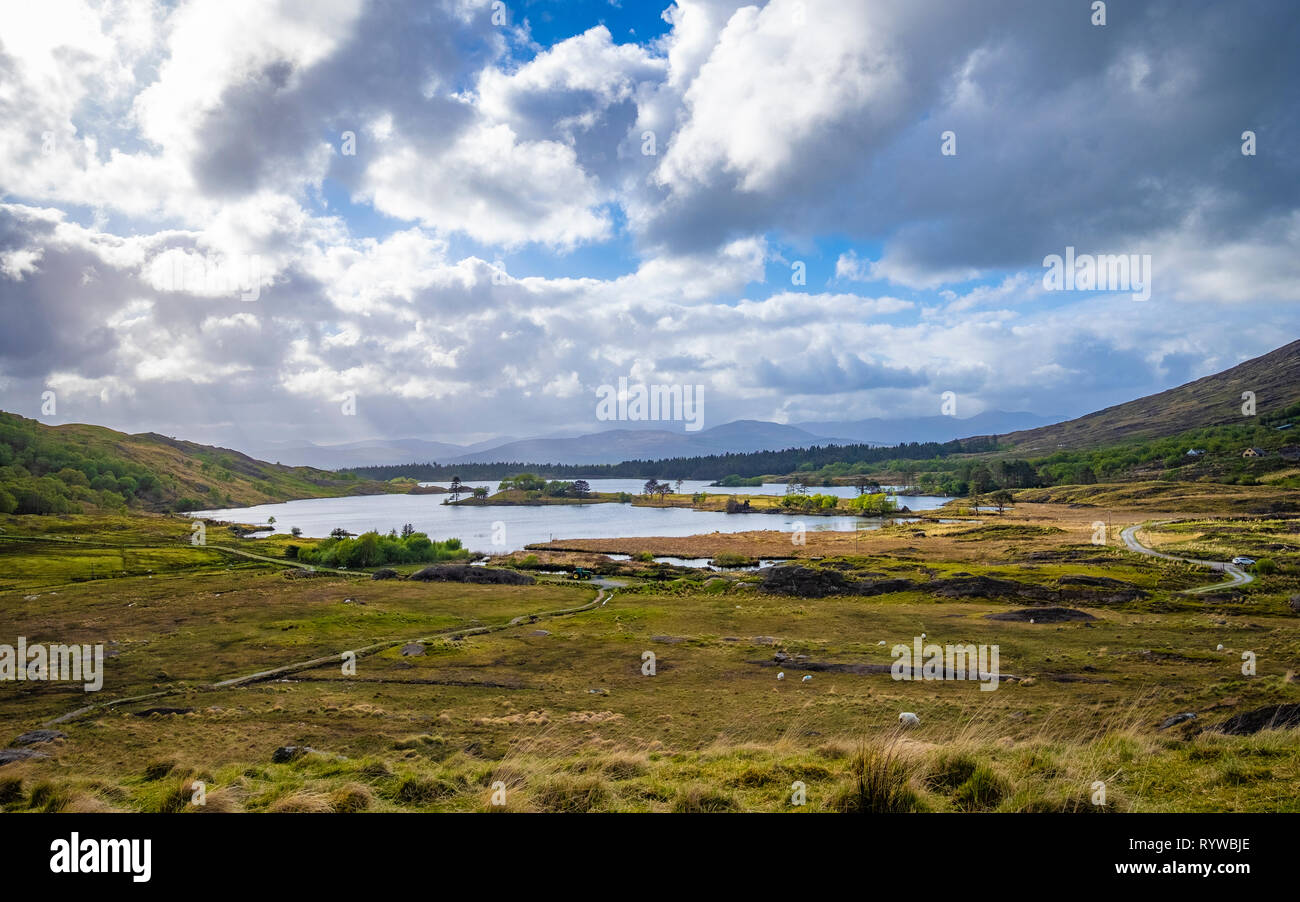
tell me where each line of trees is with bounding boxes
[348,437,998,484]
[0,413,162,514]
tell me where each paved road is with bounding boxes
[1119,521,1255,594]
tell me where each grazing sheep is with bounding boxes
[777,672,785,680]
[877,640,886,645]
[1217,644,1225,651]
[801,674,812,682]
[899,712,920,726]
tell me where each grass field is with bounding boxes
[1,485,1297,813]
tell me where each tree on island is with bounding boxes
[853,475,882,496]
[472,486,489,499]
[448,476,462,500]
[572,480,590,498]
[501,473,547,492]
[900,463,918,490]
[643,478,661,497]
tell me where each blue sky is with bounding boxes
[0,0,1296,453]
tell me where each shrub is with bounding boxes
[710,552,754,568]
[297,529,468,569]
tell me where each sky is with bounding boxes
[0,0,1297,452]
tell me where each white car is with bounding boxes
[1231,556,1255,566]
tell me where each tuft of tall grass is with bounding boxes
[828,734,921,813]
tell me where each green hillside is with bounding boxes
[996,338,1300,452]
[0,411,400,515]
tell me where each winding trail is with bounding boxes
[45,582,621,726]
[1119,521,1255,594]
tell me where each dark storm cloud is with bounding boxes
[641,0,1300,278]
[752,354,926,395]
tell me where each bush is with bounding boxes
[846,492,898,516]
[297,530,469,569]
[710,553,754,568]
[1253,558,1277,575]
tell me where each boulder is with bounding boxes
[272,745,316,763]
[1216,704,1300,735]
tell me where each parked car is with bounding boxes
[1231,556,1256,566]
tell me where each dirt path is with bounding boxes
[206,543,358,576]
[1120,521,1255,594]
[45,585,618,726]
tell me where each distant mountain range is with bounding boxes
[245,411,1061,469]
[438,420,858,466]
[246,436,519,469]
[6,341,1295,511]
[793,411,1061,445]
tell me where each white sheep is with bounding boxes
[877,640,886,646]
[899,712,920,726]
[777,672,785,680]
[1216,644,1225,651]
[801,674,812,682]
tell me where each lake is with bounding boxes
[191,479,956,553]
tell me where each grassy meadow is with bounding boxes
[1,484,1298,813]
